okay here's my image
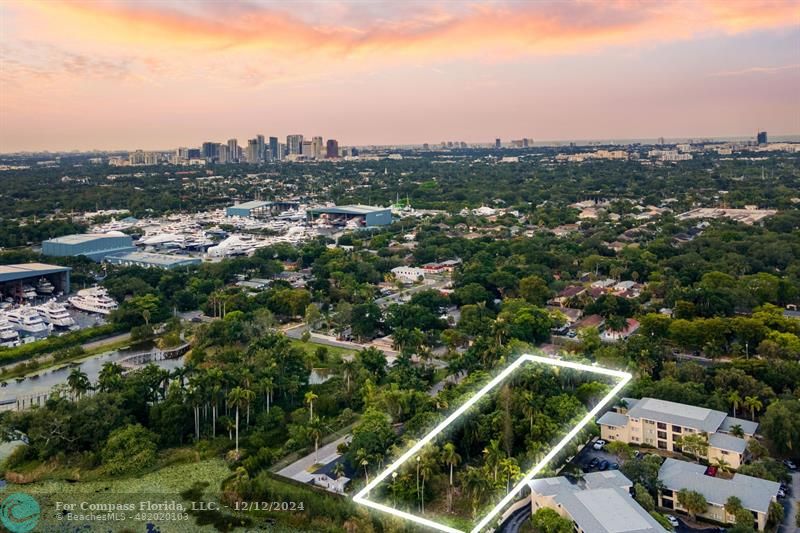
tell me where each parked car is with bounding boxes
[586,457,600,470]
[598,460,610,471]
[633,450,641,459]
[777,488,786,499]
[782,459,797,470]
[609,462,619,470]
[666,515,680,528]
[593,439,607,450]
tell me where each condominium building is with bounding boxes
[657,458,779,531]
[597,398,757,469]
[529,470,667,533]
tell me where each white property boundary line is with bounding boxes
[352,354,632,533]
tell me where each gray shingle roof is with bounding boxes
[708,433,747,453]
[719,416,758,436]
[658,458,779,514]
[627,398,726,433]
[597,411,630,427]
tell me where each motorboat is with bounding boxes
[0,317,20,347]
[21,285,37,300]
[36,277,55,295]
[5,306,49,337]
[68,287,118,315]
[36,300,76,328]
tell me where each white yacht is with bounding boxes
[36,278,55,295]
[68,287,118,315]
[21,285,37,300]
[0,317,20,347]
[36,300,76,328]
[6,307,49,337]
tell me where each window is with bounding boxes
[645,419,655,425]
[631,436,640,442]
[657,422,667,430]
[672,425,682,433]
[658,440,667,449]
[662,489,673,497]
[658,431,668,440]
[721,450,729,455]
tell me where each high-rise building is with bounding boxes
[177,147,189,160]
[129,150,145,165]
[301,140,313,157]
[326,139,339,158]
[757,131,768,145]
[227,139,238,163]
[495,138,501,149]
[311,136,323,159]
[287,134,303,155]
[187,148,201,159]
[218,144,229,164]
[257,134,266,162]
[246,139,259,163]
[269,137,279,161]
[201,142,219,161]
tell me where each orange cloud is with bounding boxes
[18,0,800,62]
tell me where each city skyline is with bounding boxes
[1,1,799,152]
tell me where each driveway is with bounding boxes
[570,440,623,472]
[497,503,531,533]
[276,434,352,482]
[779,471,798,533]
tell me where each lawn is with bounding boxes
[289,338,355,364]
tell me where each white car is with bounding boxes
[783,459,797,470]
[666,515,680,528]
[592,439,607,450]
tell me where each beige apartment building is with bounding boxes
[658,458,780,531]
[597,397,757,469]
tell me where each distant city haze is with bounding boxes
[1,1,799,152]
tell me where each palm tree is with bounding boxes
[522,391,537,432]
[227,386,254,455]
[483,438,505,482]
[67,368,91,399]
[259,376,274,414]
[441,442,461,512]
[743,395,762,421]
[712,456,731,474]
[419,450,437,514]
[461,466,492,518]
[308,417,324,463]
[305,390,318,421]
[727,391,741,418]
[341,360,356,393]
[729,423,745,438]
[207,367,223,438]
[332,461,345,479]
[500,457,521,494]
[97,362,123,392]
[355,448,370,484]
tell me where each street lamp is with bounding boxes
[416,456,421,512]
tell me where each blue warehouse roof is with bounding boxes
[0,263,71,282]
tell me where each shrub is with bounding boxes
[101,424,157,475]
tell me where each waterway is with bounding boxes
[0,343,184,403]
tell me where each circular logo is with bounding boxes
[0,492,40,533]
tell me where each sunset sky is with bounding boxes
[1,0,799,151]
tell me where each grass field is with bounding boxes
[289,338,355,364]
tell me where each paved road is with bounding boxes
[497,503,530,533]
[779,471,798,533]
[277,434,352,482]
[81,332,131,351]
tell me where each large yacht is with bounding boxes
[36,277,55,295]
[6,306,49,337]
[68,287,118,315]
[21,285,37,300]
[0,317,20,347]
[36,300,76,328]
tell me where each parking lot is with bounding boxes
[571,439,623,472]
